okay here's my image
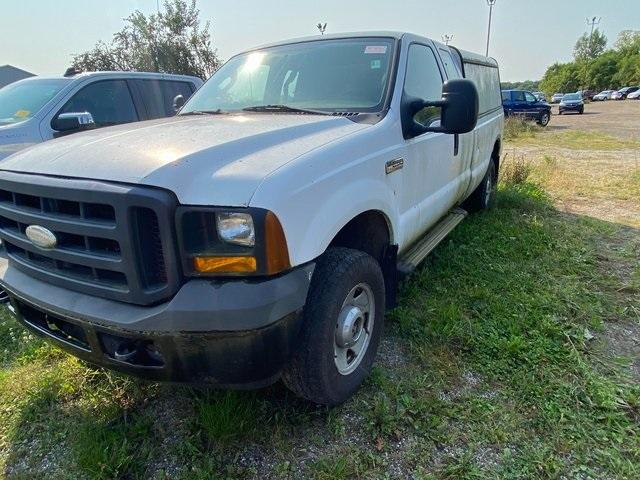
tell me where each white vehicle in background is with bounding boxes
[0,32,503,405]
[0,71,203,161]
[627,89,640,100]
[592,90,614,101]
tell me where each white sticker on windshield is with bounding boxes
[364,45,387,54]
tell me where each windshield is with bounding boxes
[562,94,581,101]
[0,79,69,126]
[181,38,396,114]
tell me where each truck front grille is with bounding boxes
[0,171,180,305]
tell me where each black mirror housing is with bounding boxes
[402,79,479,138]
[173,94,186,112]
[52,112,96,134]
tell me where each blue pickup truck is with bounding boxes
[501,89,551,126]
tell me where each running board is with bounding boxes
[397,208,468,275]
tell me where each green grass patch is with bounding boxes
[0,178,638,478]
[514,129,640,150]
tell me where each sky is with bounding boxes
[1,0,639,81]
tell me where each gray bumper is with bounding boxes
[0,257,314,333]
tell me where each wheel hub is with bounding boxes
[336,306,365,348]
[333,283,375,376]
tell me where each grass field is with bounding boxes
[0,118,638,479]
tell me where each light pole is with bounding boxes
[317,23,327,35]
[486,0,497,56]
[442,34,454,46]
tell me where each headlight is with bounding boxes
[216,212,255,246]
[177,207,290,276]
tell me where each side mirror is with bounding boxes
[173,94,185,112]
[402,79,479,139]
[52,112,95,134]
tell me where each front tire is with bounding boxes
[538,112,550,125]
[282,247,385,406]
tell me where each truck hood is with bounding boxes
[0,114,369,205]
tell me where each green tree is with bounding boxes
[71,0,219,79]
[573,28,607,61]
[584,51,621,90]
[539,62,581,96]
[614,30,640,54]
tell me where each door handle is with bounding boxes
[454,134,459,156]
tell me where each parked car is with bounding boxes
[558,93,584,115]
[627,89,640,100]
[532,91,547,102]
[611,87,639,100]
[0,32,503,405]
[551,93,565,103]
[578,89,596,101]
[0,71,203,161]
[593,90,614,101]
[502,89,551,126]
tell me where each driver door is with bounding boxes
[399,43,464,246]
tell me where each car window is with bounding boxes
[524,92,536,102]
[0,79,69,126]
[137,79,195,119]
[404,44,444,127]
[501,91,511,102]
[513,91,526,102]
[60,80,138,127]
[438,49,461,79]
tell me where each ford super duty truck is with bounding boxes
[0,32,503,405]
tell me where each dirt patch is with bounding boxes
[548,100,640,140]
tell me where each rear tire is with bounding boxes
[463,159,496,213]
[282,247,385,406]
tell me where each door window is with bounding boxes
[524,92,536,102]
[438,49,462,79]
[404,44,444,128]
[59,80,138,127]
[512,91,526,102]
[137,80,195,118]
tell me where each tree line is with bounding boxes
[539,29,640,95]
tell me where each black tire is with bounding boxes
[282,247,385,406]
[538,111,550,126]
[463,159,497,213]
[579,108,584,114]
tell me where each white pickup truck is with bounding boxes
[0,32,503,405]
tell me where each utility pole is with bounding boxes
[317,23,327,35]
[485,0,497,56]
[442,34,454,46]
[587,16,600,38]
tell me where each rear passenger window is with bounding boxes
[404,44,444,128]
[60,80,138,127]
[501,91,511,102]
[513,91,526,102]
[438,49,461,79]
[137,80,195,119]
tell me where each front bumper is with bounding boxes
[559,104,582,112]
[0,257,314,387]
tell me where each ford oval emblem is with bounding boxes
[25,225,58,249]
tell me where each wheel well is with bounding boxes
[328,210,391,264]
[492,140,501,178]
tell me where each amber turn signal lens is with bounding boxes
[193,256,257,273]
[264,211,291,274]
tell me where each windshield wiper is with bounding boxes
[242,105,329,115]
[180,109,226,116]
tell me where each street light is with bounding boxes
[442,34,454,46]
[486,0,497,56]
[317,23,327,35]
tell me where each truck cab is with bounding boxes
[0,32,503,405]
